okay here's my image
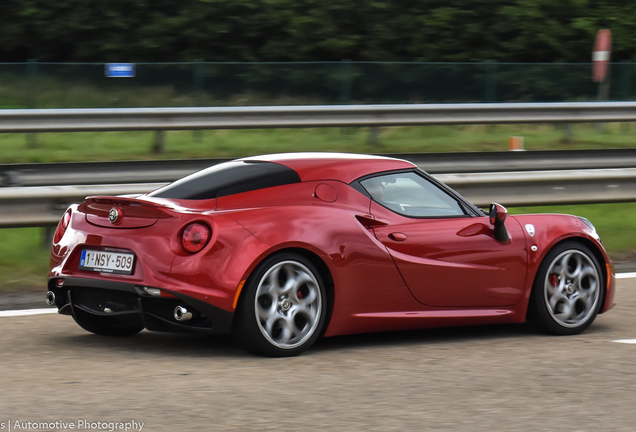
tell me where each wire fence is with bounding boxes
[0,61,633,109]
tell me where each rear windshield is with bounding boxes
[148,160,301,200]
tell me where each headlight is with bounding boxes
[577,216,600,241]
[578,216,596,233]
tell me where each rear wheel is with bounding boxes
[233,252,327,357]
[527,242,603,335]
[72,308,144,336]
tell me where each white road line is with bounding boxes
[0,308,57,318]
[613,339,636,344]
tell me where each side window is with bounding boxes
[360,172,467,217]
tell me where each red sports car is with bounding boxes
[48,153,615,356]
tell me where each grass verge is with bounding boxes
[1,123,636,163]
[0,228,50,292]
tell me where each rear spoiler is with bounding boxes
[79,196,174,219]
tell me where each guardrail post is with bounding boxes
[368,127,380,146]
[563,123,574,143]
[154,131,166,154]
[43,226,55,247]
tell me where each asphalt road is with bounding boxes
[1,280,635,431]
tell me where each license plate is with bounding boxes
[79,250,135,275]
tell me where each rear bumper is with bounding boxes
[47,277,234,335]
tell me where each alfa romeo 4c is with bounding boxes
[48,153,615,356]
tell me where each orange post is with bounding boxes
[509,136,524,151]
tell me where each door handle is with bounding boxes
[388,232,407,241]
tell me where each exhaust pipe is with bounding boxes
[174,306,193,322]
[45,291,56,306]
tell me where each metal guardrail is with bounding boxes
[3,167,636,228]
[0,159,228,187]
[3,102,636,132]
[440,168,636,207]
[5,149,636,187]
[3,99,636,227]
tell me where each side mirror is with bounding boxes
[489,203,510,242]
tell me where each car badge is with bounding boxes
[525,224,535,237]
[109,208,121,224]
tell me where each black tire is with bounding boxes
[527,241,603,335]
[72,308,144,336]
[232,252,327,357]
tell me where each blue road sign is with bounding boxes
[105,63,136,78]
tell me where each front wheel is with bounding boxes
[232,253,327,357]
[527,242,603,335]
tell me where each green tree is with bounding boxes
[1,0,636,62]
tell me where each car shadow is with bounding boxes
[51,331,246,358]
[312,322,538,353]
[45,320,582,359]
[314,318,615,353]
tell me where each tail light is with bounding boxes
[181,222,211,254]
[53,210,71,244]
